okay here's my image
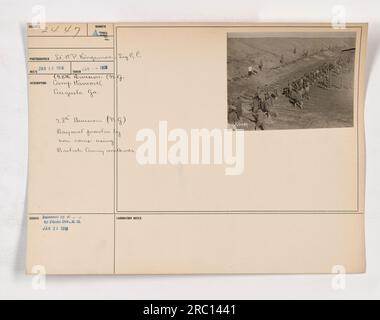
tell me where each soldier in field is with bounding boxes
[259,60,264,71]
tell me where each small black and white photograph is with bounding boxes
[228,32,357,130]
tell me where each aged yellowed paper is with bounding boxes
[27,23,367,274]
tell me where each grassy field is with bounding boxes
[227,37,356,130]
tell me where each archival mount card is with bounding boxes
[26,23,368,275]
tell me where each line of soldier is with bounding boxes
[229,85,279,130]
[283,56,352,109]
